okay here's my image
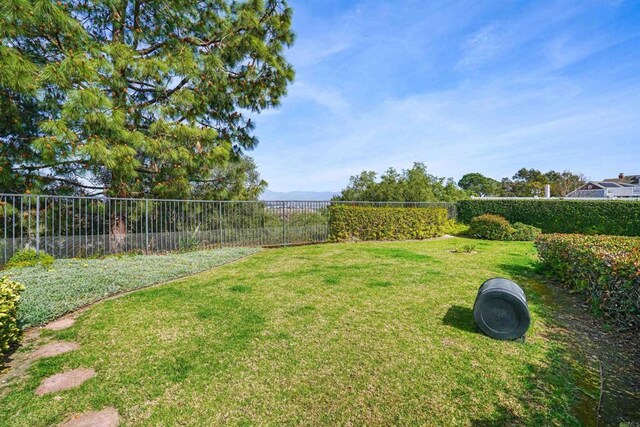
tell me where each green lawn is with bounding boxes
[0,238,594,426]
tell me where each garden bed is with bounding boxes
[4,248,260,328]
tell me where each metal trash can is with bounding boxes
[473,278,530,340]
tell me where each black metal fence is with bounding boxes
[0,194,455,264]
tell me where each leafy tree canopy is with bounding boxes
[0,0,294,197]
[334,163,468,202]
[501,168,586,197]
[458,173,501,197]
[192,153,266,200]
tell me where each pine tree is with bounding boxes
[0,0,294,197]
[192,153,267,200]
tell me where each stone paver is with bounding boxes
[44,317,75,331]
[35,368,95,396]
[32,342,80,359]
[60,408,120,427]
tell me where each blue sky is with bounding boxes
[250,0,640,192]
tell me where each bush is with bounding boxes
[328,205,448,242]
[468,214,513,240]
[1,276,25,358]
[535,234,640,330]
[511,222,542,241]
[457,199,640,236]
[442,219,469,236]
[4,249,55,270]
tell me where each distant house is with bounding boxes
[603,173,640,185]
[567,173,640,199]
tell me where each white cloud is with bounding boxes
[254,74,640,191]
[458,23,509,68]
[288,82,351,116]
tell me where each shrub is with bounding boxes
[457,199,640,236]
[468,214,513,240]
[511,222,542,241]
[328,205,448,242]
[5,249,55,270]
[0,276,25,358]
[442,219,469,236]
[535,234,640,330]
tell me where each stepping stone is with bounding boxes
[44,317,75,331]
[60,407,120,427]
[32,342,80,359]
[36,368,95,396]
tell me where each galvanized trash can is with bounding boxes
[473,278,530,340]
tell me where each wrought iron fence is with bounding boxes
[0,194,456,264]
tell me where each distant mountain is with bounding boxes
[260,190,340,201]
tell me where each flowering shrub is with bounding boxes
[535,234,640,330]
[1,276,25,359]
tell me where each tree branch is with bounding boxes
[138,77,190,107]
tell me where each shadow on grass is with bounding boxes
[470,405,521,426]
[468,261,599,427]
[497,261,540,279]
[442,305,477,334]
[442,295,593,425]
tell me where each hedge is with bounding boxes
[535,234,640,330]
[457,199,640,236]
[329,205,448,241]
[1,276,25,359]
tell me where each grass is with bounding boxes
[4,247,260,328]
[0,238,594,426]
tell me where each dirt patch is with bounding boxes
[44,317,76,331]
[60,407,120,427]
[527,278,640,425]
[35,368,95,396]
[32,342,79,359]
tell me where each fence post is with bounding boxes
[218,202,223,248]
[282,202,286,246]
[145,198,149,254]
[35,195,40,255]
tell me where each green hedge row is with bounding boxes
[457,199,640,236]
[329,205,448,242]
[535,234,640,330]
[1,276,24,359]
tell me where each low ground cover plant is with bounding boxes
[468,214,541,241]
[451,243,477,253]
[0,276,25,359]
[4,249,55,270]
[6,247,259,328]
[329,205,448,241]
[458,199,640,236]
[536,234,640,330]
